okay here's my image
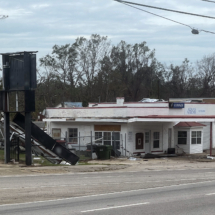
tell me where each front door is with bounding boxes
[136,133,144,149]
[145,131,151,154]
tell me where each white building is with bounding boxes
[43,97,215,155]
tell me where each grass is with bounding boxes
[0,149,94,166]
[0,149,61,166]
[0,149,25,163]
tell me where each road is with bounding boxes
[0,168,215,214]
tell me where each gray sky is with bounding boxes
[0,0,215,66]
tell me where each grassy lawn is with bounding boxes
[0,149,60,166]
[0,149,25,163]
[0,149,94,166]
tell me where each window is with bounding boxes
[52,128,61,140]
[112,132,120,150]
[178,131,187,145]
[103,132,111,146]
[68,128,78,144]
[94,131,120,149]
[192,131,202,144]
[153,132,160,148]
[145,132,149,144]
[95,132,102,144]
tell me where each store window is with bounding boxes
[112,132,120,150]
[192,131,202,144]
[94,131,120,149]
[153,132,160,148]
[95,132,102,144]
[145,132,150,144]
[104,132,111,146]
[178,131,187,144]
[68,128,78,144]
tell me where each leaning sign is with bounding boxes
[169,102,184,109]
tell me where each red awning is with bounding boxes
[174,122,206,127]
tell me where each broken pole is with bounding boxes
[210,122,212,156]
[4,112,10,163]
[25,112,32,165]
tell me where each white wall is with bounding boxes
[126,122,175,154]
[213,122,215,148]
[46,102,215,120]
[202,122,210,150]
[190,128,203,154]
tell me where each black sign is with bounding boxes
[169,102,184,109]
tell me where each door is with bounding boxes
[145,131,151,153]
[136,133,144,149]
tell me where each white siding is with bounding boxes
[201,122,210,150]
[213,122,215,148]
[190,128,203,154]
[46,102,215,119]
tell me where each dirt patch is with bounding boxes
[0,154,215,176]
[88,155,215,171]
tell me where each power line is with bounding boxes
[116,1,192,29]
[114,0,215,35]
[114,0,215,19]
[202,0,215,3]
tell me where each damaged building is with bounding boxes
[43,98,215,156]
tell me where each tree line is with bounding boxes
[36,34,215,116]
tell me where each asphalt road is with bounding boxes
[0,168,215,214]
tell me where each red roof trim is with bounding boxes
[88,102,215,105]
[136,115,215,119]
[174,122,206,127]
[46,106,168,110]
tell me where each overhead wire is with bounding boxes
[201,0,215,3]
[115,0,192,29]
[115,0,215,19]
[114,0,215,35]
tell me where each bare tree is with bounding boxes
[197,53,215,96]
[75,34,111,101]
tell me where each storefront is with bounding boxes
[44,98,215,155]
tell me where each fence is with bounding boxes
[10,136,19,162]
[56,132,131,161]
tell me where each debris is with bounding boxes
[129,157,137,161]
[33,157,41,160]
[92,152,97,160]
[60,161,71,165]
[144,153,161,159]
[207,155,214,160]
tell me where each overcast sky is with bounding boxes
[0,0,215,66]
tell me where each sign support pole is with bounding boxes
[25,112,32,165]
